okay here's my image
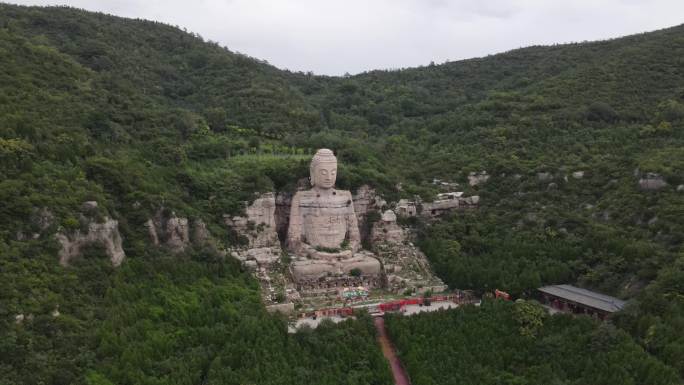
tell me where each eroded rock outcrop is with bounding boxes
[468,171,490,186]
[274,192,293,243]
[192,219,211,245]
[374,240,446,295]
[56,217,125,266]
[639,173,668,191]
[537,172,553,182]
[421,194,479,217]
[226,193,291,306]
[225,193,279,249]
[146,211,191,253]
[353,185,387,243]
[191,218,222,252]
[226,193,282,266]
[572,171,585,179]
[145,211,217,253]
[370,209,446,294]
[17,207,55,241]
[370,210,406,245]
[231,169,477,305]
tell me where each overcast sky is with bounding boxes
[8,0,684,75]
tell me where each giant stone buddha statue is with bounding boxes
[288,149,382,282]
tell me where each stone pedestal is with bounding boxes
[290,250,382,281]
[293,273,384,297]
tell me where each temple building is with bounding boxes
[538,284,627,320]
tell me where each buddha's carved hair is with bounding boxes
[310,149,337,186]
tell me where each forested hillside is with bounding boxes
[386,300,680,385]
[1,3,683,384]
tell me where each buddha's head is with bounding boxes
[310,149,337,189]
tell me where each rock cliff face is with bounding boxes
[537,172,553,182]
[572,171,585,179]
[146,210,216,253]
[225,193,286,306]
[146,211,191,253]
[468,171,490,186]
[225,193,282,266]
[377,241,447,294]
[16,207,55,241]
[245,186,392,249]
[369,209,446,294]
[639,172,668,191]
[395,193,479,219]
[192,219,212,246]
[225,192,280,249]
[274,192,293,244]
[370,210,406,245]
[56,217,125,266]
[231,185,470,304]
[353,185,386,244]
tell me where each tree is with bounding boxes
[512,300,546,337]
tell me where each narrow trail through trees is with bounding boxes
[374,316,410,385]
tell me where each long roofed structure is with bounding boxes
[538,284,627,317]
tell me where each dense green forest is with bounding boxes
[1,249,392,385]
[385,300,680,385]
[1,3,683,384]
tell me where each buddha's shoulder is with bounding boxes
[293,189,353,205]
[335,189,353,199]
[293,189,352,198]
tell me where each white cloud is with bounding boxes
[7,0,684,75]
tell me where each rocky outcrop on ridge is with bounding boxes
[225,192,282,267]
[146,210,191,253]
[56,216,125,266]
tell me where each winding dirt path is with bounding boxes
[374,316,410,385]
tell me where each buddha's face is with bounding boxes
[312,161,337,189]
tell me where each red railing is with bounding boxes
[299,294,468,319]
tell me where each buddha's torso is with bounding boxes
[296,190,353,250]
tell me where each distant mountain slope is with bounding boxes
[351,23,684,114]
[1,4,322,135]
